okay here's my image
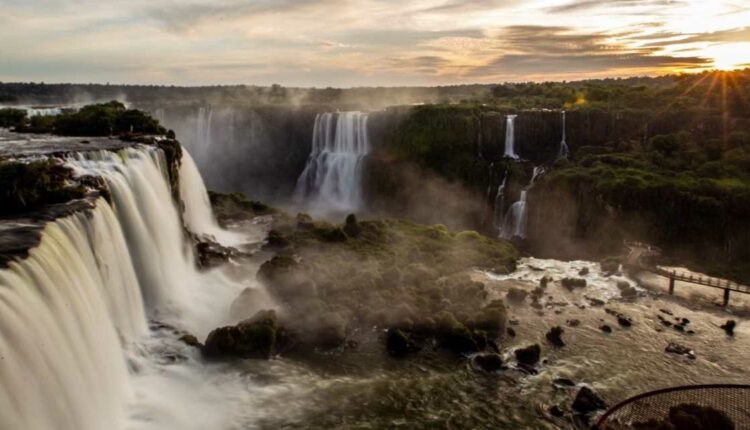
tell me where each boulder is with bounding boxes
[296,213,314,230]
[571,386,607,416]
[343,214,362,237]
[178,334,202,349]
[617,281,638,298]
[600,325,613,333]
[562,277,587,290]
[578,267,590,276]
[665,341,696,359]
[473,353,503,372]
[515,344,541,367]
[600,258,620,273]
[203,309,278,360]
[507,287,528,304]
[721,320,736,336]
[546,326,565,348]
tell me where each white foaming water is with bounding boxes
[0,203,144,430]
[504,114,519,159]
[0,144,264,430]
[500,167,543,239]
[558,110,569,160]
[196,107,214,162]
[27,107,63,117]
[294,111,370,213]
[179,148,244,246]
[493,173,507,233]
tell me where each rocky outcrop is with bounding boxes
[203,310,279,360]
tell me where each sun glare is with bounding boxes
[706,43,750,71]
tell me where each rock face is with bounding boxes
[203,310,278,360]
[571,386,607,416]
[515,344,541,367]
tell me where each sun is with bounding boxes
[705,43,750,71]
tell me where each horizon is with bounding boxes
[1,0,748,87]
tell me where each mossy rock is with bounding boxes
[203,310,278,360]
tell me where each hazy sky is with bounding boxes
[1,0,748,86]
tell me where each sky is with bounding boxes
[0,0,748,87]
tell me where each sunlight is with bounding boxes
[707,43,750,71]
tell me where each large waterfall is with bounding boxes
[0,144,248,430]
[500,167,544,239]
[294,111,370,213]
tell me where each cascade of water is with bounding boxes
[504,114,519,159]
[0,201,145,430]
[26,107,63,117]
[196,107,213,161]
[493,173,507,232]
[180,149,244,246]
[293,111,370,212]
[499,167,544,239]
[558,110,569,160]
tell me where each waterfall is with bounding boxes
[294,111,370,212]
[504,114,519,159]
[558,110,569,160]
[180,149,244,246]
[26,107,63,117]
[493,173,507,233]
[196,107,213,161]
[499,167,544,240]
[0,143,252,430]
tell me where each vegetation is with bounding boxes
[250,213,518,356]
[0,160,86,215]
[0,108,26,128]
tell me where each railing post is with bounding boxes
[724,288,730,307]
[669,275,675,295]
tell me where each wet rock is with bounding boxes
[617,281,638,298]
[196,239,237,268]
[229,287,267,321]
[600,325,612,333]
[721,320,736,336]
[554,378,576,387]
[546,326,565,348]
[665,341,696,359]
[606,309,633,327]
[178,334,202,349]
[343,213,362,237]
[515,344,541,367]
[586,297,605,307]
[660,309,674,316]
[531,298,543,310]
[531,286,545,299]
[548,405,565,418]
[507,287,528,304]
[472,353,503,372]
[600,258,620,274]
[296,213,314,230]
[265,230,291,249]
[562,277,587,290]
[506,327,516,337]
[203,309,278,360]
[578,267,590,276]
[386,328,412,357]
[572,386,608,416]
[540,276,551,288]
[567,319,581,327]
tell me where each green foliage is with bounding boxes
[0,108,26,128]
[53,101,166,136]
[0,160,86,214]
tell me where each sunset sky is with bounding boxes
[1,0,748,86]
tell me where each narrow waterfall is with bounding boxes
[500,167,544,240]
[493,173,507,233]
[504,114,519,159]
[558,110,569,160]
[196,107,214,161]
[179,149,244,246]
[294,111,370,212]
[26,107,63,117]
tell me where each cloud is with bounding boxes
[147,0,340,31]
[547,0,684,14]
[655,27,750,45]
[469,25,710,79]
